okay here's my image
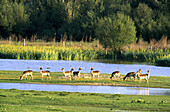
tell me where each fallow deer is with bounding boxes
[110,71,120,79]
[90,67,100,80]
[61,68,74,80]
[123,69,142,81]
[20,70,33,80]
[136,70,150,83]
[40,67,51,80]
[73,67,82,78]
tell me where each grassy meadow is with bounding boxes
[0,70,170,112]
[0,89,170,112]
[0,70,170,88]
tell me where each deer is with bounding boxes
[61,68,74,80]
[40,67,51,80]
[20,70,33,80]
[90,67,100,80]
[136,70,151,83]
[123,69,142,81]
[110,71,120,79]
[73,67,82,79]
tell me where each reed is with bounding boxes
[0,45,100,60]
[0,45,169,66]
[121,49,169,63]
[156,54,170,66]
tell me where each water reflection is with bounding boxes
[0,82,170,96]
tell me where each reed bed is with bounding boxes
[0,45,102,60]
[0,45,169,66]
[155,54,170,66]
[121,49,170,63]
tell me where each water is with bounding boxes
[0,59,169,76]
[0,82,169,95]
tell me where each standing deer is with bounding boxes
[110,71,120,79]
[73,67,82,79]
[136,70,151,83]
[20,70,33,80]
[40,67,51,80]
[61,68,74,80]
[90,67,100,80]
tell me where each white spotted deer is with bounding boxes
[61,68,74,80]
[90,67,100,80]
[110,71,120,80]
[20,70,33,80]
[136,70,151,83]
[40,67,51,80]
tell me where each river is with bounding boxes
[0,82,170,95]
[0,59,169,76]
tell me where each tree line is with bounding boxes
[0,0,169,43]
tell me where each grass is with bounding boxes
[0,70,170,88]
[0,89,169,112]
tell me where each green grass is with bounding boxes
[0,70,170,88]
[0,89,169,112]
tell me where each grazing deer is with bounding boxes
[73,67,82,78]
[123,69,142,81]
[20,70,33,80]
[61,68,74,80]
[40,67,51,80]
[136,70,151,83]
[90,67,100,80]
[110,71,120,79]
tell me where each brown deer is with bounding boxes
[123,69,142,81]
[61,68,74,80]
[110,71,120,79]
[20,70,33,80]
[136,70,151,83]
[40,67,51,80]
[90,67,100,80]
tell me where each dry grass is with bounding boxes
[124,36,170,51]
[0,36,169,51]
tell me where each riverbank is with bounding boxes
[0,89,169,112]
[0,44,169,66]
[0,70,170,88]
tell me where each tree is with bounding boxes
[133,3,156,41]
[95,13,136,58]
[66,0,104,41]
[0,0,29,38]
[27,0,67,40]
[103,0,132,16]
[0,0,15,37]
[12,1,30,36]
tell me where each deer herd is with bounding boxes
[20,67,151,83]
